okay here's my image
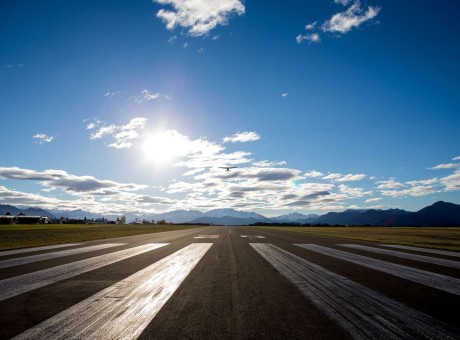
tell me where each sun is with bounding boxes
[141,130,189,164]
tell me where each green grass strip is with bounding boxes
[257,226,460,251]
[0,224,207,250]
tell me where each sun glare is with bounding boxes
[142,130,188,164]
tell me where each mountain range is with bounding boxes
[1,201,460,226]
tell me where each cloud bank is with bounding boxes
[223,131,261,143]
[33,133,54,144]
[297,1,380,44]
[154,0,245,36]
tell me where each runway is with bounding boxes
[0,226,458,339]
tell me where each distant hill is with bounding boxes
[0,204,55,219]
[315,208,411,226]
[50,209,103,220]
[391,201,460,226]
[22,207,56,219]
[1,201,459,226]
[189,216,268,226]
[313,202,460,226]
[0,204,22,216]
[158,208,271,226]
[272,212,319,223]
[204,208,270,221]
[150,210,204,223]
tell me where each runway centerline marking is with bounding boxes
[0,244,83,257]
[296,244,460,295]
[0,243,125,269]
[339,244,460,269]
[381,244,460,258]
[251,243,459,340]
[240,235,265,239]
[0,243,168,302]
[13,243,213,340]
[194,235,220,239]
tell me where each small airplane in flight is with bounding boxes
[219,166,238,171]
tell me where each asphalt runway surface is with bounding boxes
[0,226,459,339]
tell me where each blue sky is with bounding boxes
[1,0,459,216]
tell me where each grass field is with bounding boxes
[0,224,207,250]
[259,226,460,251]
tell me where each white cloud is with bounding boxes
[305,21,317,30]
[154,0,245,37]
[453,156,460,161]
[282,92,288,97]
[223,131,260,143]
[322,1,380,34]
[322,173,342,180]
[429,163,460,170]
[296,33,321,44]
[338,184,372,197]
[145,129,226,163]
[375,179,405,189]
[441,170,460,191]
[3,63,24,69]
[405,178,438,186]
[0,167,147,194]
[84,118,103,130]
[0,185,62,208]
[365,197,382,203]
[33,133,54,144]
[323,173,366,182]
[305,170,324,178]
[297,1,380,46]
[89,117,148,149]
[104,91,121,98]
[90,125,118,140]
[0,184,175,216]
[182,168,205,176]
[167,181,197,193]
[199,167,301,183]
[337,173,366,182]
[253,160,286,167]
[135,89,170,103]
[381,186,437,197]
[334,0,352,5]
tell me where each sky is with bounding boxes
[0,0,459,217]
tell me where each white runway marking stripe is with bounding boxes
[194,235,220,239]
[0,244,83,257]
[240,235,265,239]
[297,244,460,295]
[0,243,168,302]
[382,244,460,258]
[251,243,459,340]
[339,244,460,269]
[0,243,125,270]
[14,243,212,340]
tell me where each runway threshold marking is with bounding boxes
[339,244,460,269]
[382,244,460,258]
[0,243,125,270]
[0,243,168,302]
[240,235,265,239]
[251,243,459,340]
[0,244,83,257]
[13,243,213,340]
[296,244,460,296]
[194,235,220,239]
